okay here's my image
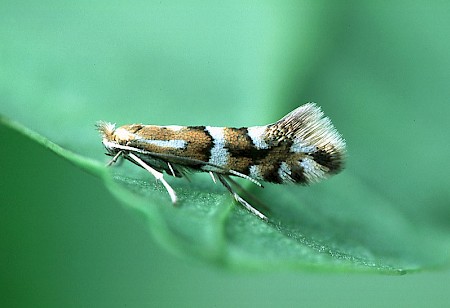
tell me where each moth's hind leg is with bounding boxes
[166,162,191,182]
[127,152,178,204]
[216,174,267,221]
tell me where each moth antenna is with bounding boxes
[228,169,263,187]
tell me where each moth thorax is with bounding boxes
[113,127,135,144]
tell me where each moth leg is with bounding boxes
[209,171,217,184]
[171,163,192,182]
[217,174,267,221]
[167,162,177,177]
[127,152,177,204]
[107,150,123,166]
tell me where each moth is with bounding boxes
[97,103,346,220]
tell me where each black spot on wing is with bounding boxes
[226,128,270,160]
[290,163,308,184]
[262,161,283,184]
[190,125,207,131]
[199,125,215,161]
[132,125,144,133]
[310,148,343,173]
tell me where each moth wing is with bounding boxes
[137,151,262,186]
[266,103,346,183]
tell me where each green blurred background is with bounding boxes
[1,1,450,306]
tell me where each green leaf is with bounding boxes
[2,1,450,274]
[1,114,448,275]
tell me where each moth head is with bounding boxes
[96,121,116,141]
[97,121,136,144]
[97,121,137,159]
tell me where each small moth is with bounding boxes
[97,103,346,220]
